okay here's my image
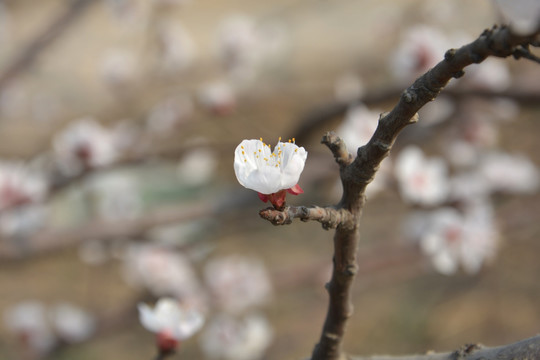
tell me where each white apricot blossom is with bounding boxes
[138,298,204,352]
[234,138,307,195]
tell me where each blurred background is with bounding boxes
[0,0,540,359]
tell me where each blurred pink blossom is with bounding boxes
[409,203,498,275]
[394,146,449,206]
[390,25,449,82]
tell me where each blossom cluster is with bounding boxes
[3,301,95,356]
[132,249,274,359]
[334,78,538,276]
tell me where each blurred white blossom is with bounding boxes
[198,80,236,115]
[204,255,272,313]
[0,204,47,238]
[408,203,498,275]
[479,152,539,194]
[100,48,138,88]
[390,25,449,82]
[139,298,204,352]
[494,0,540,35]
[461,58,511,91]
[177,149,217,186]
[216,14,288,82]
[200,313,273,360]
[154,20,197,74]
[417,96,455,126]
[0,161,47,210]
[54,117,119,175]
[122,245,203,302]
[394,146,449,206]
[147,94,194,134]
[336,104,381,152]
[3,301,56,355]
[49,303,96,343]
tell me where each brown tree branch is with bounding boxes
[309,25,540,360]
[348,335,540,360]
[258,25,540,360]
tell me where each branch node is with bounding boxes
[452,70,465,79]
[345,265,357,276]
[323,332,340,341]
[454,343,483,360]
[402,90,416,103]
[409,113,419,124]
[444,48,457,60]
[324,282,331,291]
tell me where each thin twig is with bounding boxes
[259,205,353,229]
